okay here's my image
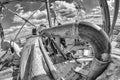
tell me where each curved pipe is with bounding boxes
[40,22,111,80]
[98,0,111,36]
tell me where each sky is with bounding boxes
[0,0,115,30]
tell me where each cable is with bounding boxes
[3,6,37,28]
[2,3,45,41]
[13,3,45,41]
[0,3,45,63]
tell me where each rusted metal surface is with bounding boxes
[40,22,111,80]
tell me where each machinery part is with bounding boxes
[50,37,67,60]
[32,28,37,35]
[39,37,61,80]
[40,22,111,80]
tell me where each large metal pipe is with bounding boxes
[40,21,111,80]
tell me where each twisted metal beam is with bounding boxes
[40,22,111,80]
[98,0,111,36]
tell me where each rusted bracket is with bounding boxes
[40,22,111,80]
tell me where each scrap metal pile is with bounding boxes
[0,0,119,80]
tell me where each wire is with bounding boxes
[0,3,45,62]
[3,6,37,28]
[13,3,45,41]
[2,3,45,41]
